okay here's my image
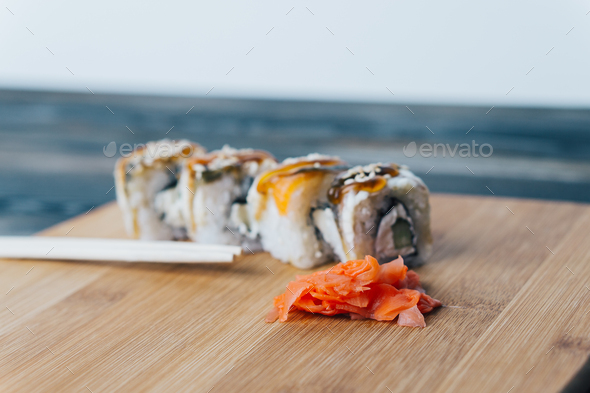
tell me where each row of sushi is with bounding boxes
[114,139,433,269]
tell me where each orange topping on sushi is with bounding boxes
[265,255,441,327]
[327,164,399,204]
[327,176,388,204]
[257,158,344,193]
[257,158,345,215]
[269,172,316,215]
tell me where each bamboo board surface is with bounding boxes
[1,194,590,392]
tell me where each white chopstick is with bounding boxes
[0,237,242,264]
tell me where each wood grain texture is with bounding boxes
[0,195,589,392]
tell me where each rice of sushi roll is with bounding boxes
[114,139,205,240]
[312,163,432,266]
[245,154,347,269]
[176,145,277,247]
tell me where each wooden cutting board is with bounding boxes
[1,194,590,393]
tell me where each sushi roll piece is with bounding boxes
[246,154,347,269]
[176,145,277,247]
[114,139,206,240]
[312,163,432,266]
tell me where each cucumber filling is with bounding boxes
[392,219,413,249]
[375,203,416,261]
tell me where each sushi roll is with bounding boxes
[245,154,347,269]
[177,145,277,247]
[114,139,206,240]
[312,163,432,266]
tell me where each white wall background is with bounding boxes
[0,0,589,107]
